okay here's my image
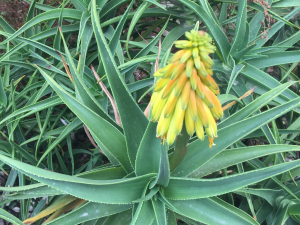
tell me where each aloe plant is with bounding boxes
[0,0,300,224]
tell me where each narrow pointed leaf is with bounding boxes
[91,0,148,167]
[0,154,155,204]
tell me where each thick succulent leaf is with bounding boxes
[35,66,132,171]
[168,197,259,225]
[149,144,170,188]
[0,183,45,192]
[166,159,300,200]
[189,145,300,178]
[132,200,155,225]
[4,186,64,200]
[102,209,132,225]
[101,8,184,28]
[44,202,132,225]
[0,75,7,110]
[135,122,161,176]
[219,81,295,129]
[226,63,245,94]
[0,154,155,204]
[246,51,300,68]
[0,96,61,124]
[25,0,37,53]
[217,94,243,105]
[70,0,88,11]
[171,96,300,177]
[78,23,93,78]
[127,78,154,93]
[272,0,300,7]
[78,167,127,180]
[60,25,117,125]
[0,16,22,48]
[166,210,176,225]
[229,0,247,55]
[241,63,300,108]
[253,6,300,49]
[1,9,83,46]
[0,208,25,225]
[152,199,167,225]
[126,1,152,59]
[37,118,82,164]
[91,0,148,167]
[235,188,285,207]
[289,204,300,216]
[271,203,289,225]
[96,0,134,78]
[0,24,80,62]
[100,0,130,18]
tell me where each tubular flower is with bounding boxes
[150,30,223,147]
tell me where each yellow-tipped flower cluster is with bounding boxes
[150,30,223,147]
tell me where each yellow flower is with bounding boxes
[151,30,223,147]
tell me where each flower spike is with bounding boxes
[150,29,223,147]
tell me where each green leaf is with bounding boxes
[0,96,61,124]
[135,122,161,176]
[25,0,37,52]
[189,145,300,178]
[241,63,299,107]
[70,0,88,11]
[109,0,134,56]
[289,204,300,215]
[169,126,190,172]
[91,0,148,167]
[246,51,300,68]
[0,73,7,110]
[219,81,295,129]
[144,0,166,10]
[102,209,132,225]
[132,200,155,225]
[152,199,167,225]
[166,210,176,225]
[229,0,247,55]
[0,154,155,204]
[59,25,118,127]
[217,94,243,105]
[272,0,300,7]
[0,208,25,225]
[166,159,300,200]
[226,63,245,94]
[1,9,83,46]
[100,0,130,18]
[168,197,259,225]
[0,16,23,49]
[126,1,152,59]
[76,12,90,54]
[171,96,300,177]
[35,65,132,172]
[127,78,154,93]
[235,188,285,207]
[272,203,289,225]
[0,183,45,192]
[149,144,170,188]
[45,202,131,225]
[253,6,300,49]
[4,186,64,200]
[38,118,82,165]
